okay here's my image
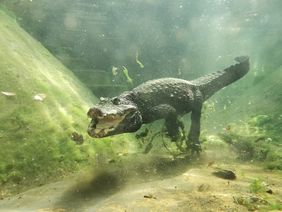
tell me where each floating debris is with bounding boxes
[136,51,144,68]
[33,93,46,101]
[266,137,272,142]
[212,169,236,180]
[71,132,84,145]
[144,194,157,199]
[122,66,133,86]
[1,91,16,97]
[112,66,118,76]
[117,152,128,157]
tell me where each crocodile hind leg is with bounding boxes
[186,105,202,154]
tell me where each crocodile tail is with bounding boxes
[191,56,250,101]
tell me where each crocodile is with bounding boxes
[87,56,250,153]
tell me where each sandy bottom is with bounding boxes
[0,153,281,212]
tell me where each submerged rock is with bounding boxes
[212,169,236,180]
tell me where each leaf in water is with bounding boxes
[1,91,16,96]
[144,193,157,199]
[33,93,46,101]
[112,66,118,76]
[122,66,133,86]
[136,51,144,68]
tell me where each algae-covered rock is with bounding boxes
[0,10,101,188]
[248,115,272,127]
[218,116,282,169]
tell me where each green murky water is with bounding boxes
[0,1,281,211]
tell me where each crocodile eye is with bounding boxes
[112,97,120,105]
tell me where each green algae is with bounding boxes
[218,114,282,170]
[0,10,132,194]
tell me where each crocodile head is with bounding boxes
[87,96,142,138]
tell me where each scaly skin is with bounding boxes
[88,56,250,154]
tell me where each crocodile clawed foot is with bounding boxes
[186,140,202,156]
[191,143,202,156]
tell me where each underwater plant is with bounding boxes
[249,178,267,193]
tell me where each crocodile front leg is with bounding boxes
[147,104,182,141]
[187,105,202,154]
[165,112,183,141]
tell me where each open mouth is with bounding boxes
[88,114,126,138]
